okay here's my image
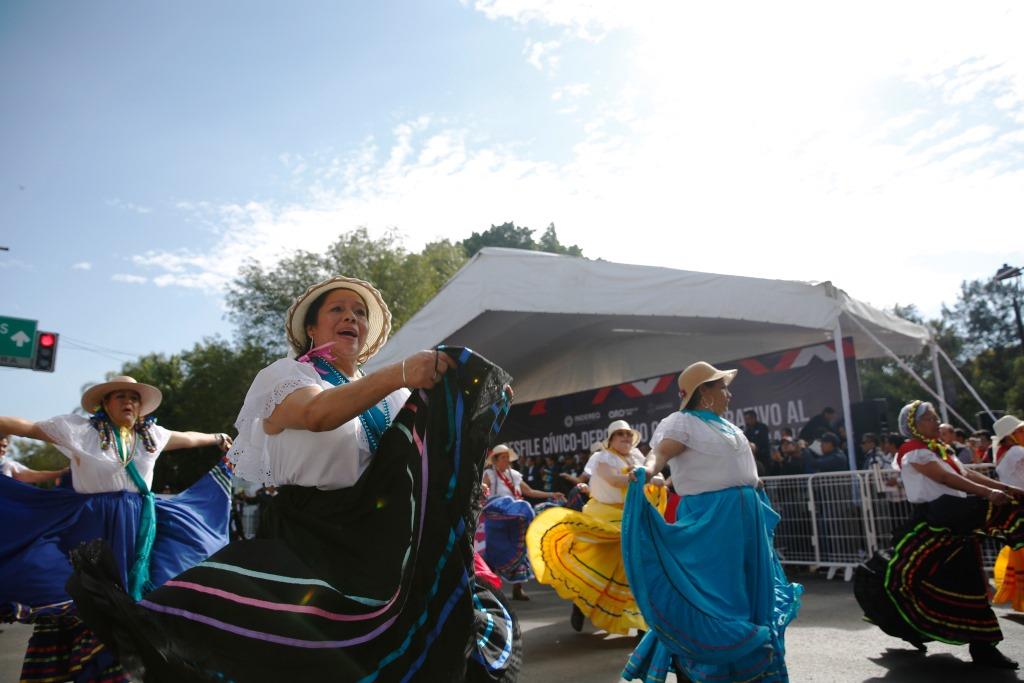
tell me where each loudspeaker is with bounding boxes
[851,398,889,438]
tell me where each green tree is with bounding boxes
[461,221,582,258]
[942,277,1023,358]
[857,305,946,429]
[117,338,274,491]
[226,228,468,354]
[1004,355,1024,415]
[858,275,1023,432]
[538,223,583,256]
[461,222,537,256]
[941,276,1022,419]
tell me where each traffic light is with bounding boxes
[33,331,58,372]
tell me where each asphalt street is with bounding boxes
[2,570,1022,681]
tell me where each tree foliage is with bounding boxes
[225,228,468,355]
[461,221,582,258]
[117,338,275,491]
[225,223,581,354]
[942,278,1023,358]
[858,276,1024,431]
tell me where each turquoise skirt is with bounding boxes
[621,475,801,683]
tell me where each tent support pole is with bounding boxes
[833,321,858,471]
[846,314,974,431]
[935,344,995,421]
[930,341,948,423]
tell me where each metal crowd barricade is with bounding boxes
[762,464,1004,581]
[762,475,818,566]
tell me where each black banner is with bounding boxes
[499,338,861,457]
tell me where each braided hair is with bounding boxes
[89,409,159,453]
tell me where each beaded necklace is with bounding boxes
[89,411,159,455]
[311,356,393,454]
[111,425,138,467]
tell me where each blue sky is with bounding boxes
[2,1,1023,423]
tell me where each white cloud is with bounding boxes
[130,1,1024,319]
[466,0,622,40]
[106,198,152,214]
[524,39,560,72]
[111,274,147,284]
[551,83,590,102]
[71,261,92,271]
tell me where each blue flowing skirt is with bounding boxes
[621,476,802,683]
[481,495,536,584]
[0,460,232,616]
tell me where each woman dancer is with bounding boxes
[527,420,665,635]
[855,401,1024,669]
[68,275,520,682]
[992,414,1024,612]
[481,444,564,601]
[0,377,233,682]
[0,432,67,483]
[621,362,801,682]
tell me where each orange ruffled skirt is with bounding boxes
[993,546,1024,612]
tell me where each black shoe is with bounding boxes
[570,604,584,632]
[970,642,1019,669]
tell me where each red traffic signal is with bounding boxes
[33,331,58,372]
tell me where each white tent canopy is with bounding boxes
[367,248,931,407]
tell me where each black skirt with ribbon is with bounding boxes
[68,347,521,682]
[855,495,1024,647]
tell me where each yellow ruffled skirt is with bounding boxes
[993,546,1024,612]
[526,485,666,635]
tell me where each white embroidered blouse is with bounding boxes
[37,414,170,493]
[229,358,409,490]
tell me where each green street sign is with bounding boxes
[0,315,38,368]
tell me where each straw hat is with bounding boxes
[285,276,392,362]
[677,361,737,406]
[602,419,641,450]
[81,376,162,415]
[993,415,1024,444]
[487,444,518,464]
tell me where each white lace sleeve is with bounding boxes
[229,359,323,485]
[149,424,172,454]
[36,414,92,459]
